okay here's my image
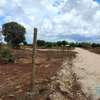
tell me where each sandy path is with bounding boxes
[74,48,100,100]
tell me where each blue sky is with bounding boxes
[0,0,100,43]
[96,0,100,3]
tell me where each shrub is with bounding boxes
[45,43,53,48]
[0,47,14,63]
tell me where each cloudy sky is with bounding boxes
[0,0,100,43]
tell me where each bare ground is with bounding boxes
[74,48,100,100]
[0,49,68,100]
[1,48,99,100]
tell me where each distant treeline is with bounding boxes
[27,40,100,48]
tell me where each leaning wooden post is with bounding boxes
[32,28,37,94]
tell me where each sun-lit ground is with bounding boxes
[0,47,73,100]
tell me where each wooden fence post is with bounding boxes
[31,28,37,94]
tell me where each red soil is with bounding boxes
[0,49,66,100]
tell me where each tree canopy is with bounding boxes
[2,22,26,48]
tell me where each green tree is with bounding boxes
[56,41,62,47]
[62,40,68,46]
[45,42,53,48]
[2,22,26,48]
[69,42,76,47]
[37,40,46,47]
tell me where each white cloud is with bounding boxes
[0,0,100,42]
[50,0,100,37]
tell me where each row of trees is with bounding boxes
[36,40,100,48]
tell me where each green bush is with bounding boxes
[0,47,14,63]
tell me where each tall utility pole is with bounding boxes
[31,28,37,94]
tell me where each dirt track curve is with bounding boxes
[74,48,100,100]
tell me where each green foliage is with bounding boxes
[62,40,68,46]
[56,41,63,47]
[2,22,26,48]
[36,40,100,48]
[77,42,91,48]
[45,42,53,48]
[56,41,68,47]
[37,40,46,47]
[69,42,76,47]
[91,43,100,47]
[0,47,14,63]
[37,40,56,48]
[37,40,69,48]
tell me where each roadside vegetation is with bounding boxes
[0,46,14,63]
[36,40,100,55]
[0,21,27,64]
[37,41,100,48]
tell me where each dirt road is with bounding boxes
[74,48,100,100]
